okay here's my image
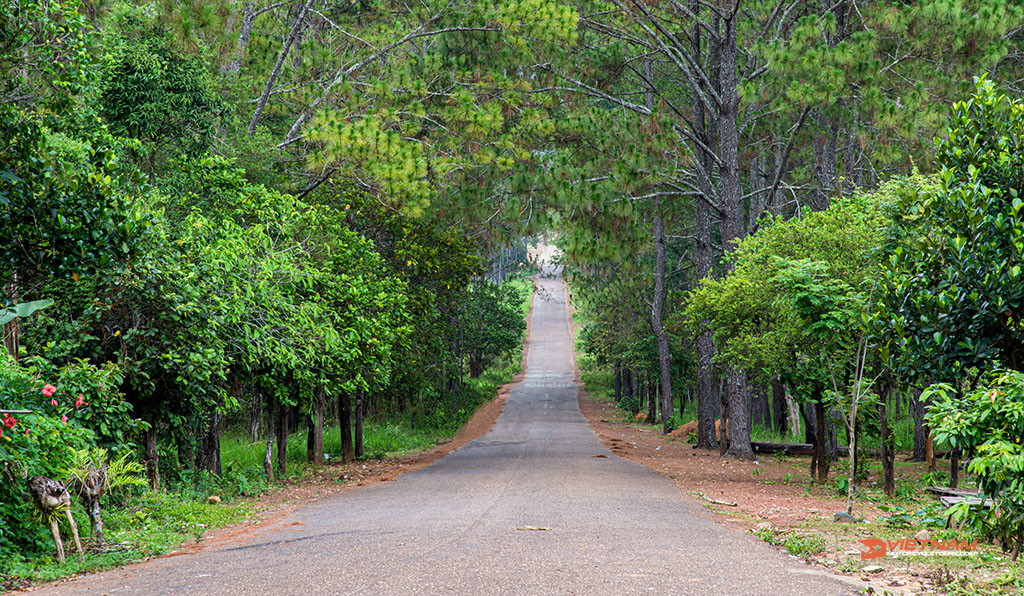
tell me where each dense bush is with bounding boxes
[927,371,1024,561]
[0,353,141,557]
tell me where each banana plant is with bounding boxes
[0,299,54,326]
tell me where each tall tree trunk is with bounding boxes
[339,393,354,463]
[248,0,314,134]
[276,398,288,476]
[879,382,895,498]
[725,369,753,459]
[264,390,276,482]
[950,447,960,488]
[646,378,657,423]
[719,384,729,456]
[812,111,839,211]
[926,434,936,473]
[198,404,222,475]
[87,497,103,544]
[614,364,623,403]
[249,386,262,441]
[145,424,160,490]
[771,377,787,434]
[805,401,818,480]
[911,390,928,462]
[630,369,640,413]
[750,385,770,429]
[225,1,255,73]
[717,8,753,461]
[690,0,719,451]
[355,392,365,459]
[815,398,830,482]
[307,388,326,464]
[3,318,18,361]
[3,279,19,361]
[651,213,674,432]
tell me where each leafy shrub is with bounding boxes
[0,353,142,556]
[927,370,1024,560]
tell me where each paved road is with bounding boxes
[37,273,859,595]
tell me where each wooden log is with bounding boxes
[751,441,850,457]
[939,495,992,508]
[925,486,982,498]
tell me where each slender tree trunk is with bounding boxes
[651,214,674,432]
[950,447,960,489]
[198,404,222,475]
[339,393,354,463]
[614,364,623,403]
[717,8,753,461]
[88,497,103,544]
[145,424,160,490]
[804,402,817,479]
[771,377,787,434]
[911,390,928,461]
[225,1,255,73]
[355,392,365,459]
[646,378,657,423]
[264,391,276,482]
[750,385,770,429]
[879,382,895,498]
[630,369,640,413]
[846,412,857,516]
[307,388,326,464]
[690,2,719,451]
[249,386,262,441]
[926,434,936,474]
[3,319,18,361]
[827,407,840,462]
[815,399,830,482]
[248,0,314,134]
[719,384,729,456]
[276,398,288,476]
[812,111,839,211]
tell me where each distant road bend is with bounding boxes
[37,267,859,595]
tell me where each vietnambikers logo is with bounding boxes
[858,537,978,559]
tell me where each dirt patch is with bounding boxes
[576,389,1007,595]
[578,389,862,528]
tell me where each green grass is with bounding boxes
[753,527,826,558]
[220,415,465,474]
[1,489,251,588]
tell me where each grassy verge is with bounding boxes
[1,489,252,590]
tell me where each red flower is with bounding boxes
[51,399,58,407]
[24,427,29,436]
[2,413,16,428]
[75,395,85,407]
[42,384,57,397]
[60,415,68,424]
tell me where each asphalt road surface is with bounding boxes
[36,271,860,595]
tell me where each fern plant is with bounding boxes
[64,448,146,545]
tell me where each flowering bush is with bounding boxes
[0,353,142,556]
